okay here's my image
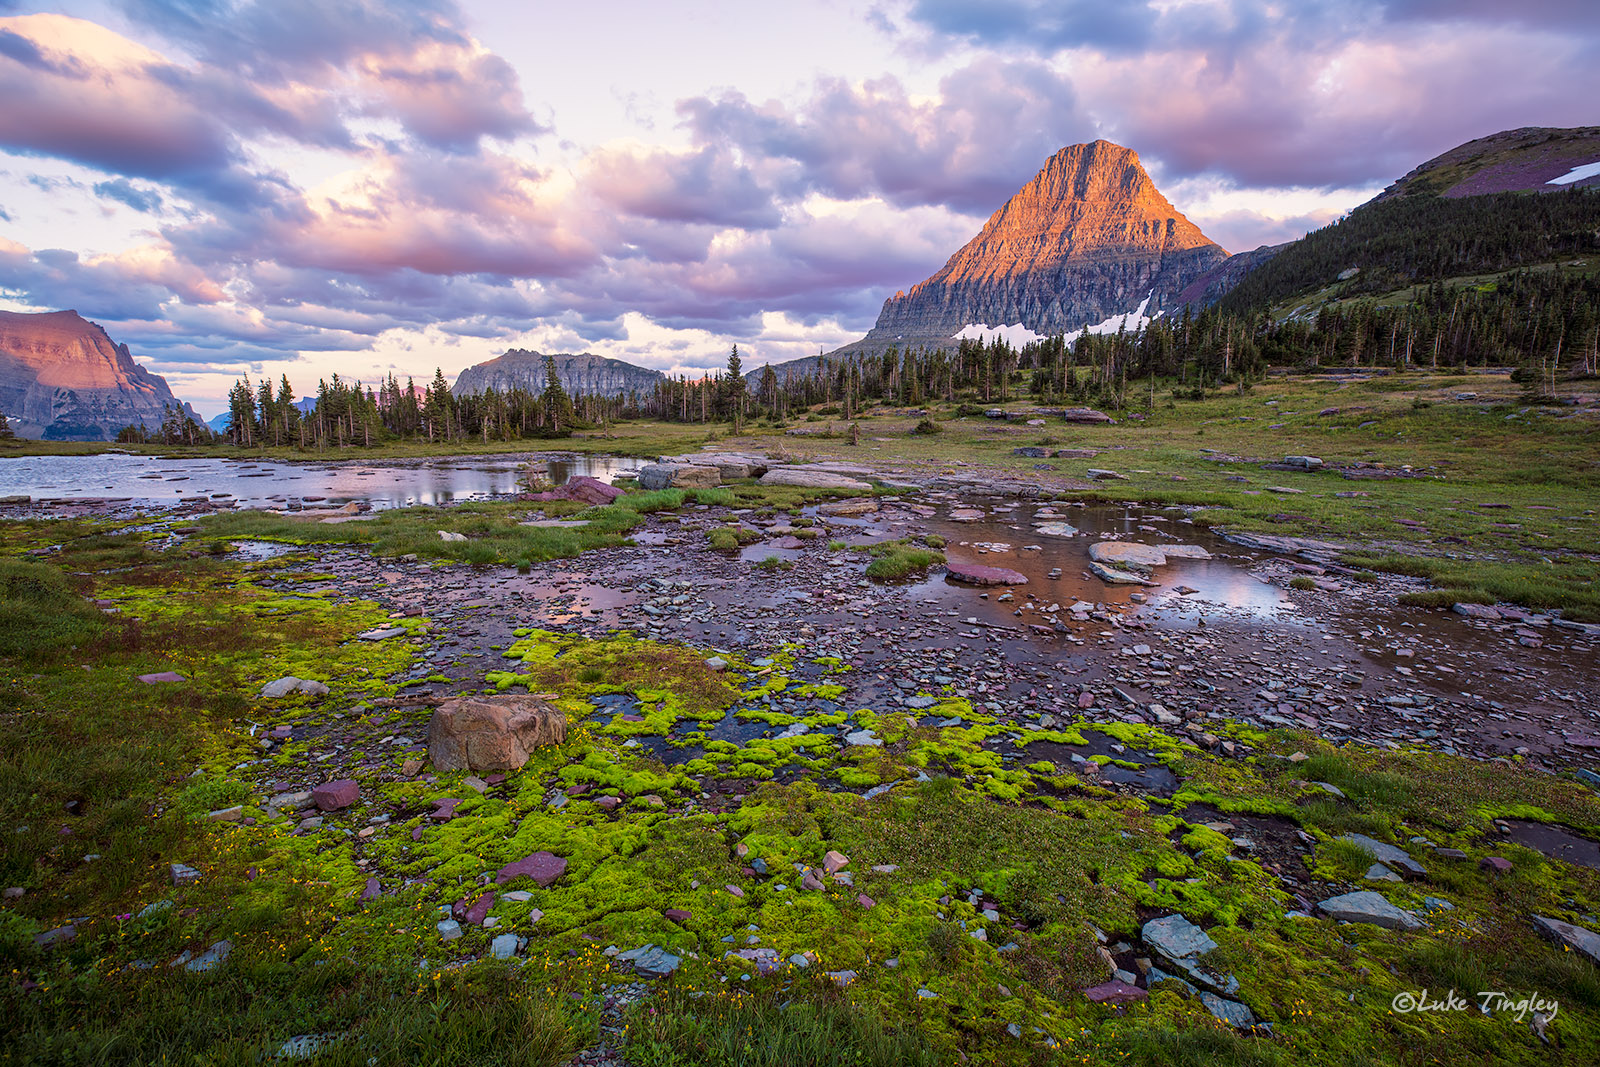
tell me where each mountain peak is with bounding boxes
[841,140,1226,354]
[0,308,196,439]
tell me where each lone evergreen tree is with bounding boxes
[724,344,746,432]
[539,354,575,434]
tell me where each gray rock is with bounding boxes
[1142,914,1218,960]
[171,862,201,885]
[1531,915,1600,966]
[618,943,682,978]
[184,939,232,972]
[759,468,874,492]
[1452,602,1501,620]
[1201,992,1256,1028]
[437,920,462,941]
[1340,833,1426,878]
[490,933,519,960]
[1317,891,1421,930]
[259,676,330,700]
[357,626,407,641]
[638,463,722,490]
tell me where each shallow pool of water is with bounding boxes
[0,451,635,510]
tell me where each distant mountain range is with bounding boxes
[8,127,1596,432]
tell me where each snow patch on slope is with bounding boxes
[1548,161,1600,185]
[954,292,1156,348]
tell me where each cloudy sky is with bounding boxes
[1,1,1595,415]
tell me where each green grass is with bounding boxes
[0,559,107,659]
[626,983,942,1067]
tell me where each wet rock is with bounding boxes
[259,676,330,699]
[312,779,359,811]
[496,851,567,887]
[1317,891,1421,930]
[426,694,566,772]
[945,560,1028,586]
[819,498,879,517]
[1453,603,1501,620]
[1532,915,1600,966]
[1088,561,1157,586]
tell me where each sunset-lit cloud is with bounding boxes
[1,0,1596,413]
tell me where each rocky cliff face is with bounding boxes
[838,140,1228,356]
[0,310,197,440]
[452,350,664,399]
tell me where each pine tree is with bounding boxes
[724,345,746,431]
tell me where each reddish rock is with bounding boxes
[524,476,623,506]
[1480,856,1513,873]
[857,894,875,909]
[454,891,495,925]
[823,850,849,875]
[360,877,382,901]
[495,851,567,887]
[426,695,566,772]
[312,779,359,811]
[594,795,622,812]
[1077,691,1095,709]
[429,798,464,821]
[944,560,1028,587]
[1083,979,1147,1005]
[664,909,692,924]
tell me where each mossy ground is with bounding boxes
[2,456,1598,1064]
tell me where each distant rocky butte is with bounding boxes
[0,309,198,440]
[834,140,1228,359]
[452,350,664,399]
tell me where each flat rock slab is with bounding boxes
[496,851,567,887]
[660,453,770,479]
[759,468,873,491]
[1089,561,1157,586]
[137,671,186,684]
[1142,914,1218,961]
[1082,979,1146,1004]
[1034,522,1077,537]
[1532,915,1600,966]
[1201,992,1256,1028]
[945,560,1028,586]
[1341,832,1426,877]
[618,943,682,978]
[1090,542,1168,568]
[357,626,407,641]
[1318,890,1421,930]
[819,498,879,517]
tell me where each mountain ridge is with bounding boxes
[0,309,201,440]
[452,349,665,399]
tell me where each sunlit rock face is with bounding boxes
[841,140,1228,357]
[0,310,195,440]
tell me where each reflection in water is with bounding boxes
[881,501,1297,630]
[0,451,634,510]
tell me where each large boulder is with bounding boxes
[426,695,566,772]
[759,468,874,491]
[1316,890,1421,930]
[637,463,722,490]
[523,475,622,506]
[660,453,770,479]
